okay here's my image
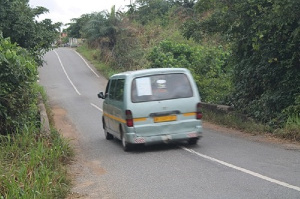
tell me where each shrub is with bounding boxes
[148,40,232,103]
[0,35,38,134]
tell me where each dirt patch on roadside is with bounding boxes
[51,105,112,199]
[52,107,78,142]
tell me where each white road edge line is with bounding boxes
[181,147,300,192]
[54,50,81,96]
[91,103,103,112]
[74,50,100,78]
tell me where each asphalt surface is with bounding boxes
[38,47,300,199]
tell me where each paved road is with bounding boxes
[39,48,300,199]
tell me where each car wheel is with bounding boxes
[121,128,131,151]
[103,119,113,140]
[188,138,198,145]
[105,131,114,140]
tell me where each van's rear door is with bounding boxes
[129,73,200,137]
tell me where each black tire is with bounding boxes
[103,119,113,140]
[105,131,114,140]
[120,127,132,151]
[188,138,198,145]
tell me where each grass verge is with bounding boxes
[0,87,74,199]
[76,44,117,78]
[0,127,73,199]
[203,108,300,142]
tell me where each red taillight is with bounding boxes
[196,103,202,120]
[125,110,134,127]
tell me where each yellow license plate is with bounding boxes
[154,115,177,123]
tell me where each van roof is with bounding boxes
[110,68,190,79]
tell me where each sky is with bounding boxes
[29,0,133,25]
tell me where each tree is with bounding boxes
[66,14,93,38]
[0,0,61,64]
[132,0,172,25]
[183,0,300,125]
[0,0,61,133]
[83,6,121,49]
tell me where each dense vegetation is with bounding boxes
[0,0,61,65]
[67,0,299,139]
[0,125,72,198]
[0,35,38,134]
[1,0,72,198]
[0,0,61,133]
[185,0,300,126]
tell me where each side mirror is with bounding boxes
[98,92,105,99]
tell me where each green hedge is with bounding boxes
[0,35,38,134]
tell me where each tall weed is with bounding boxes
[277,114,300,141]
[0,125,73,198]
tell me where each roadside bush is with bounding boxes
[183,0,300,126]
[148,40,232,103]
[0,35,38,134]
[113,21,147,70]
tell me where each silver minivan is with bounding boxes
[98,68,203,151]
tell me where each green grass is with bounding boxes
[0,126,73,199]
[203,108,300,142]
[0,85,74,199]
[76,44,117,78]
[273,114,300,141]
[203,109,269,134]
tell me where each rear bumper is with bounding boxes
[125,125,202,145]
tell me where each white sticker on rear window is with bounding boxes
[136,77,152,96]
[156,79,166,89]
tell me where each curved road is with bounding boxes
[39,48,300,199]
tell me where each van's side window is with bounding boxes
[105,80,110,98]
[109,80,117,99]
[114,79,125,101]
[109,79,125,101]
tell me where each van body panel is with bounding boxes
[126,98,200,137]
[98,68,203,148]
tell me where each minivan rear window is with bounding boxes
[131,73,193,102]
